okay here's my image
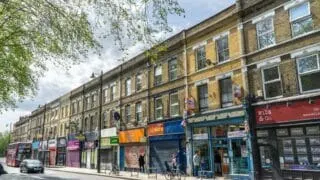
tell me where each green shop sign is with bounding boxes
[101,137,118,147]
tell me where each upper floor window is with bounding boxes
[198,84,208,112]
[91,94,96,108]
[262,66,283,99]
[89,116,94,132]
[289,2,313,37]
[170,92,179,117]
[110,110,115,127]
[196,46,206,70]
[155,65,162,86]
[169,58,178,81]
[85,97,90,110]
[125,78,132,96]
[297,54,320,93]
[125,105,131,122]
[155,97,163,120]
[103,89,108,103]
[219,77,233,108]
[136,74,142,91]
[110,84,116,101]
[102,112,108,128]
[216,35,229,63]
[256,17,275,49]
[135,102,142,122]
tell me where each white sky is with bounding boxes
[0,0,235,133]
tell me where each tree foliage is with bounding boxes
[0,0,184,112]
[0,132,9,157]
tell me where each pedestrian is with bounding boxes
[193,150,200,177]
[138,154,145,173]
[214,150,222,176]
[171,153,177,170]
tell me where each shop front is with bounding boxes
[148,119,186,173]
[82,131,98,169]
[66,139,80,167]
[100,127,118,170]
[39,140,49,166]
[255,97,320,179]
[119,128,146,171]
[187,107,253,179]
[32,141,40,159]
[56,137,67,166]
[48,139,57,166]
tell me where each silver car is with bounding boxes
[19,159,44,173]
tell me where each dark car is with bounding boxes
[20,159,44,173]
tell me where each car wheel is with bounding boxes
[20,168,23,173]
[40,169,44,174]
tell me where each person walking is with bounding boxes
[193,150,201,177]
[138,154,145,173]
[214,150,222,176]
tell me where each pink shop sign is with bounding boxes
[67,140,80,150]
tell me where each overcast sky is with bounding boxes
[0,0,235,133]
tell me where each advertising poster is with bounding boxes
[125,146,145,168]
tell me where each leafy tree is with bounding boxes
[0,132,10,157]
[0,0,184,112]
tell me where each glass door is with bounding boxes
[229,139,249,175]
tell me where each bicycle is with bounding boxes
[109,163,120,176]
[164,161,186,180]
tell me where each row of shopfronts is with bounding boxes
[29,97,320,179]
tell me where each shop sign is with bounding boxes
[164,120,184,135]
[32,141,40,150]
[255,98,320,124]
[147,123,163,136]
[85,141,95,149]
[119,128,145,143]
[227,130,246,138]
[57,137,67,148]
[67,140,80,150]
[101,127,117,138]
[193,133,208,140]
[101,137,119,147]
[48,139,57,150]
[189,110,245,123]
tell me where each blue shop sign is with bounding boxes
[164,120,184,135]
[32,141,40,150]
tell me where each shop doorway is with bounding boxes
[212,139,229,177]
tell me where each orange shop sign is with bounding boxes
[147,123,164,136]
[119,128,145,143]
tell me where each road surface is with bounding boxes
[0,158,125,180]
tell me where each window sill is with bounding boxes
[217,59,231,66]
[300,88,320,94]
[264,95,283,101]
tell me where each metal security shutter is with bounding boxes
[149,140,179,173]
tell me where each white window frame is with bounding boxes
[135,74,142,91]
[296,54,320,93]
[289,2,312,37]
[125,105,131,122]
[170,92,179,117]
[168,58,178,81]
[155,97,163,120]
[135,102,142,122]
[155,65,162,86]
[125,78,131,96]
[261,65,283,100]
[196,45,207,71]
[256,17,276,49]
[110,85,116,101]
[216,35,230,63]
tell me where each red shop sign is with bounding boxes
[255,98,320,125]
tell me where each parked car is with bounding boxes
[0,163,8,175]
[20,159,44,173]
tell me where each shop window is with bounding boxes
[169,58,178,81]
[289,2,313,37]
[196,46,206,70]
[135,73,142,91]
[297,54,320,92]
[170,93,179,117]
[125,78,131,96]
[262,66,283,99]
[219,77,233,108]
[230,140,249,174]
[125,105,131,122]
[256,17,275,49]
[216,35,229,63]
[155,97,163,120]
[154,65,162,86]
[197,84,208,112]
[135,102,142,122]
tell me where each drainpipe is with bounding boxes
[97,71,103,173]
